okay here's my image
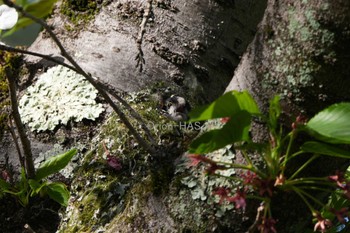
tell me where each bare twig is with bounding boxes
[4,0,156,154]
[0,44,78,72]
[5,67,35,179]
[135,0,153,72]
[7,116,25,168]
[246,204,264,233]
[95,81,156,144]
[0,43,156,144]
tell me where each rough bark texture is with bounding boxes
[0,0,269,232]
[1,0,267,183]
[226,0,350,231]
[228,0,350,115]
[27,0,266,102]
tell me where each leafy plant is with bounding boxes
[187,91,350,233]
[0,149,77,206]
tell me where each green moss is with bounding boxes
[0,52,22,140]
[60,0,99,26]
[59,89,202,232]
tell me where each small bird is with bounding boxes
[165,95,189,121]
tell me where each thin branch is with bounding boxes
[0,43,156,144]
[5,67,35,179]
[135,0,153,72]
[0,44,78,72]
[94,81,156,145]
[7,116,25,168]
[246,204,264,233]
[4,0,156,154]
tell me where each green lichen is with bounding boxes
[262,1,335,103]
[19,65,104,132]
[57,88,211,232]
[58,147,129,233]
[58,89,191,232]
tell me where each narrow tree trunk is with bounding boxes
[5,67,35,179]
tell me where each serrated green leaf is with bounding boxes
[189,111,252,153]
[46,182,69,206]
[301,141,350,158]
[35,149,77,181]
[305,103,350,144]
[188,91,260,122]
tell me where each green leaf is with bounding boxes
[305,103,350,144]
[16,0,29,7]
[46,182,70,206]
[2,17,34,37]
[0,178,11,191]
[188,90,260,122]
[268,95,281,131]
[35,149,77,181]
[189,111,252,153]
[18,167,28,190]
[24,0,58,19]
[301,141,350,158]
[2,0,57,37]
[28,179,47,196]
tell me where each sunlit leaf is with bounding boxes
[189,111,251,153]
[188,90,260,122]
[305,103,350,144]
[24,0,57,18]
[268,95,281,131]
[301,141,350,158]
[15,0,29,7]
[35,149,77,181]
[2,0,57,37]
[46,182,69,206]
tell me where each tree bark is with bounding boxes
[226,0,350,231]
[26,0,267,102]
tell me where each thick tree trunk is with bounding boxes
[27,0,266,102]
[228,0,350,115]
[8,0,268,232]
[226,0,350,231]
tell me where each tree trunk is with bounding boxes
[226,0,350,231]
[8,0,268,232]
[27,0,266,102]
[8,0,350,232]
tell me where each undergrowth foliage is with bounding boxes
[188,91,350,233]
